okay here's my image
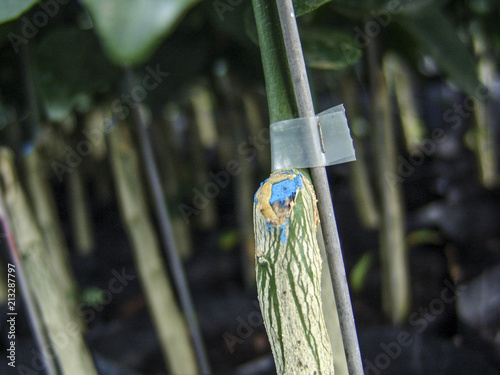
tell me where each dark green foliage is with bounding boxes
[79,0,203,65]
[34,27,119,121]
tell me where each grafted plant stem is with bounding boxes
[276,1,364,373]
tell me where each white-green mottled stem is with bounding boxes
[108,123,199,375]
[276,0,364,373]
[24,148,81,327]
[254,169,333,374]
[0,149,98,375]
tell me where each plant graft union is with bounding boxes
[253,169,333,375]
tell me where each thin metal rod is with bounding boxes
[276,1,365,374]
[124,69,212,375]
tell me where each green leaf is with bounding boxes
[34,27,119,121]
[349,252,374,294]
[329,0,447,18]
[80,0,202,66]
[301,27,361,70]
[293,0,332,17]
[0,0,38,24]
[407,229,442,246]
[395,8,481,98]
[219,230,239,251]
[81,287,105,308]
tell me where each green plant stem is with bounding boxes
[124,68,212,375]
[275,1,364,373]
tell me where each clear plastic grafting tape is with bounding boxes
[270,104,356,171]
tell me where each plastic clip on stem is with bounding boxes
[275,0,365,374]
[270,105,356,170]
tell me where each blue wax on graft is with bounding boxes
[279,219,289,243]
[269,175,303,206]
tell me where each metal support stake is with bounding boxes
[276,1,364,374]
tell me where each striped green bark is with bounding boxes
[24,149,82,328]
[0,148,98,375]
[108,123,199,375]
[254,169,333,375]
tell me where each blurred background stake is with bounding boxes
[0,149,98,375]
[67,166,95,256]
[383,54,425,154]
[124,68,212,375]
[340,75,380,230]
[189,83,218,230]
[24,148,83,329]
[108,122,199,375]
[0,191,59,375]
[470,21,497,188]
[276,0,364,374]
[368,34,410,326]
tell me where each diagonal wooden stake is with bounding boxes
[275,1,364,373]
